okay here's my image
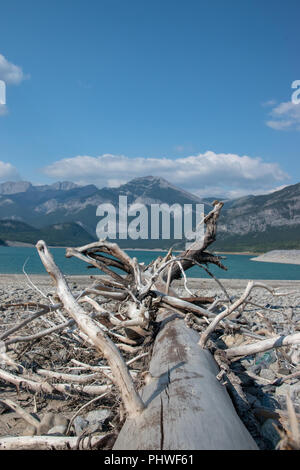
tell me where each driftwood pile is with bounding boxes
[0,201,299,450]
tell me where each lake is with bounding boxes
[0,246,300,280]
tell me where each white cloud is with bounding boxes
[42,151,289,198]
[0,54,26,85]
[266,101,300,131]
[0,161,20,181]
[0,53,28,117]
[265,184,288,194]
[261,99,277,107]
[0,104,8,116]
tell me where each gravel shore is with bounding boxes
[0,274,299,449]
[1,274,299,293]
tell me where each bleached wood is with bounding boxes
[0,304,60,341]
[0,398,40,429]
[36,369,102,384]
[0,435,107,450]
[113,309,258,450]
[0,368,110,396]
[166,201,226,280]
[36,240,145,417]
[226,332,300,359]
[200,281,296,348]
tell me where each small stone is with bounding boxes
[36,413,69,435]
[259,369,275,381]
[47,424,67,435]
[53,415,69,427]
[289,346,300,366]
[278,367,290,376]
[286,308,293,320]
[249,364,261,375]
[22,424,36,436]
[291,384,300,398]
[86,409,110,425]
[240,357,253,369]
[275,383,291,396]
[260,419,281,448]
[256,351,277,366]
[223,335,235,348]
[73,416,89,436]
[269,362,279,372]
[262,384,276,393]
[37,412,55,435]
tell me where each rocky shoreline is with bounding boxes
[252,250,300,265]
[0,275,299,449]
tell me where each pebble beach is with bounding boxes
[0,274,299,449]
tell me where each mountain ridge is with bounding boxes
[0,177,299,251]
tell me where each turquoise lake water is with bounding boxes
[0,246,300,280]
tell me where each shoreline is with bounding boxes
[214,251,260,255]
[252,258,300,265]
[0,274,299,285]
[251,250,300,265]
[1,243,260,255]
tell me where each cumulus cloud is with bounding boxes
[0,161,20,181]
[0,104,8,116]
[0,53,28,117]
[0,54,26,85]
[266,101,300,131]
[42,151,289,198]
[261,99,277,107]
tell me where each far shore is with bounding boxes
[1,242,259,255]
[251,250,300,265]
[214,251,260,256]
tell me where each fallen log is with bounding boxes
[113,309,258,450]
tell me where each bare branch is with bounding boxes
[0,398,40,429]
[225,332,300,359]
[0,435,109,450]
[36,240,145,417]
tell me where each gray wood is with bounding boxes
[113,310,258,450]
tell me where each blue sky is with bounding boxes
[0,0,299,198]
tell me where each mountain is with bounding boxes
[112,176,202,205]
[0,177,299,250]
[214,182,300,251]
[0,181,33,195]
[0,177,207,247]
[0,180,79,195]
[0,220,96,247]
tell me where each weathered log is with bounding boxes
[113,309,258,450]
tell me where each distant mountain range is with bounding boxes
[0,177,299,251]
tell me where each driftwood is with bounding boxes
[1,200,299,450]
[0,435,109,450]
[113,309,258,450]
